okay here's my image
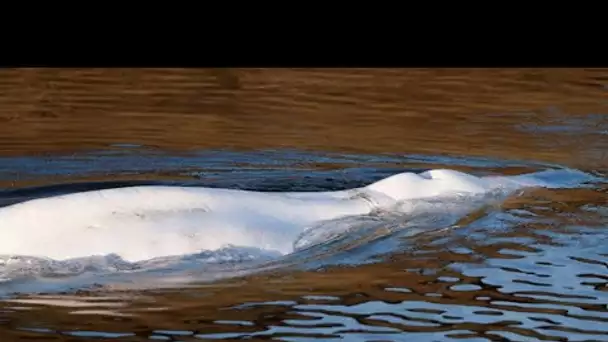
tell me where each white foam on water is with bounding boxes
[0,167,598,287]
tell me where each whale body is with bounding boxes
[0,168,594,262]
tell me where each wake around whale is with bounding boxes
[0,168,597,263]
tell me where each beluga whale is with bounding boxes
[0,168,595,263]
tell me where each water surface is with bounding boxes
[0,68,606,341]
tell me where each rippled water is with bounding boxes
[0,68,606,341]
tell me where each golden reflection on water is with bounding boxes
[0,68,606,167]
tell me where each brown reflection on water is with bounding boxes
[0,68,607,168]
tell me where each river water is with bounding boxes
[0,68,606,341]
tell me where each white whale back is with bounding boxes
[0,168,596,262]
[365,169,489,201]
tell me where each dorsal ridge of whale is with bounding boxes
[364,169,490,202]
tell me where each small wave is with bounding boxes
[0,245,282,282]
